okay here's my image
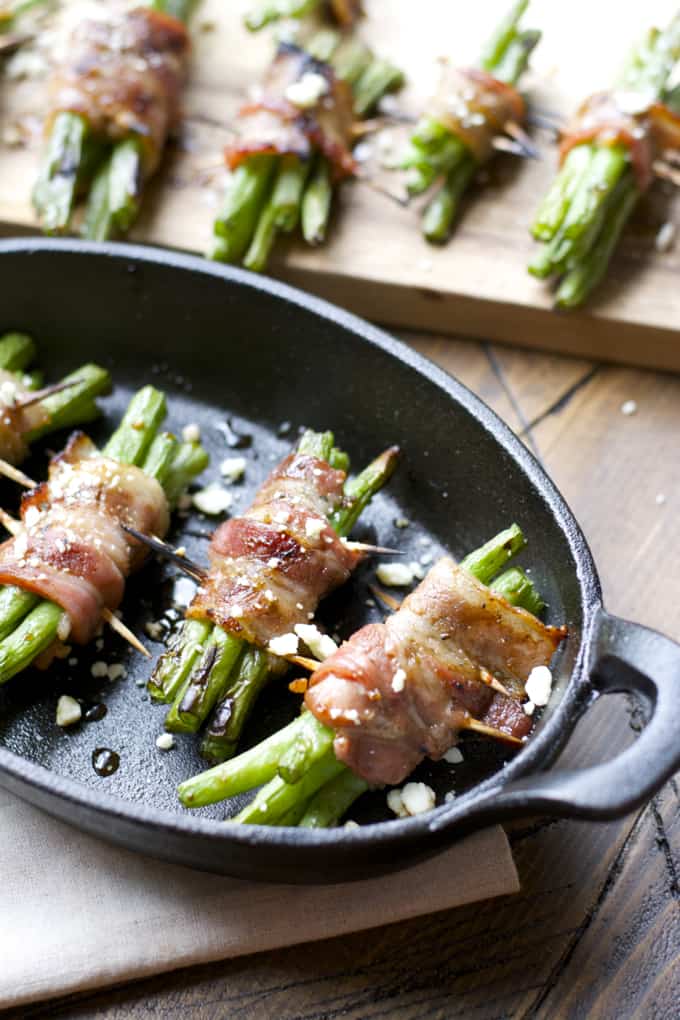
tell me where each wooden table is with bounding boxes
[9,331,678,1020]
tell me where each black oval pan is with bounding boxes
[0,238,678,884]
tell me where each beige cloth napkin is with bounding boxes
[0,787,518,1009]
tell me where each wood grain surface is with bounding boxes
[2,0,680,368]
[5,330,678,1020]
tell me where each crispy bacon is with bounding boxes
[0,370,49,465]
[48,5,190,175]
[226,43,356,180]
[305,557,566,786]
[560,90,680,192]
[430,65,526,163]
[0,433,169,644]
[189,450,364,645]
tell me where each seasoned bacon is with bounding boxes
[430,65,525,163]
[0,433,169,644]
[560,90,680,192]
[48,5,190,175]
[226,44,356,180]
[189,450,364,645]
[0,370,49,465]
[305,557,566,786]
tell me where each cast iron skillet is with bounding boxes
[0,238,679,884]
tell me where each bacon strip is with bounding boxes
[226,43,356,180]
[0,433,169,644]
[48,5,190,175]
[430,65,526,163]
[305,557,566,786]
[189,450,364,645]
[560,90,680,192]
[0,370,49,465]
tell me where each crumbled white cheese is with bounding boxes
[409,561,426,580]
[620,399,637,416]
[655,221,676,253]
[24,506,41,530]
[304,517,326,541]
[91,661,109,679]
[145,620,163,640]
[56,695,81,728]
[344,819,360,829]
[192,483,232,516]
[0,380,17,407]
[386,788,408,818]
[394,517,410,529]
[353,141,373,162]
[444,790,456,803]
[13,532,28,558]
[268,632,299,657]
[388,782,436,817]
[267,557,280,568]
[108,663,126,682]
[155,733,175,751]
[57,613,71,642]
[443,746,463,764]
[220,456,247,482]
[391,668,406,693]
[401,782,436,816]
[294,623,338,661]
[182,423,201,443]
[525,665,553,707]
[285,71,329,108]
[523,700,536,716]
[376,562,414,587]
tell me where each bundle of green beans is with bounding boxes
[401,0,540,243]
[177,523,545,827]
[31,0,195,241]
[210,31,404,270]
[0,331,111,457]
[0,385,209,686]
[529,14,680,308]
[150,430,399,764]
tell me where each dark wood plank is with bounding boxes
[527,781,679,1020]
[406,334,596,442]
[531,364,680,633]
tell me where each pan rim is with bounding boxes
[0,237,602,850]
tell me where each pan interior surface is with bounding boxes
[0,243,588,833]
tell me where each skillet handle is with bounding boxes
[437,609,680,828]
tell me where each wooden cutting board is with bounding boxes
[2,0,680,370]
